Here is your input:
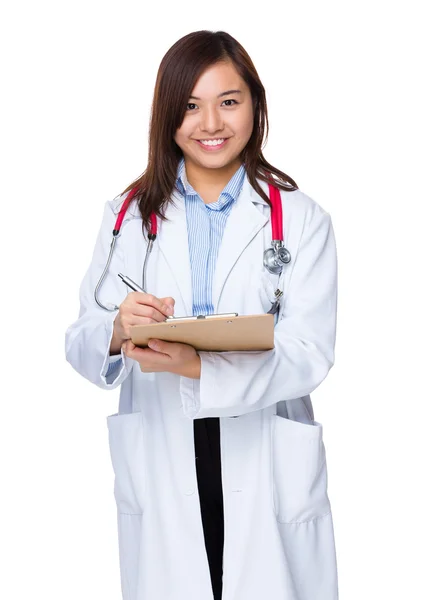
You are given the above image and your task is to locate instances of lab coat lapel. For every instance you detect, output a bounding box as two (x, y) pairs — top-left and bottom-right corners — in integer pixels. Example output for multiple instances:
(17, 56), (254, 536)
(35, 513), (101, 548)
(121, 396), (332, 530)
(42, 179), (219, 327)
(156, 178), (269, 316)
(212, 177), (269, 312)
(156, 190), (193, 316)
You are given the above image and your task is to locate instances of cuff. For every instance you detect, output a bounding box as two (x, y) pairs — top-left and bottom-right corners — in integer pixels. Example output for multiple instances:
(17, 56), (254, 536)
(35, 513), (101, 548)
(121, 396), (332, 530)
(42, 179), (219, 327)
(107, 353), (122, 363)
(99, 313), (128, 387)
(179, 376), (201, 418)
(105, 355), (122, 383)
(179, 352), (216, 419)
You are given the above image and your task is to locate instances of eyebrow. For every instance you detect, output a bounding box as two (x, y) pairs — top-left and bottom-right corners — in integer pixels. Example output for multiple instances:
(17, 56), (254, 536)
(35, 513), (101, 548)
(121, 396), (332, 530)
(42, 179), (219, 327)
(188, 89), (243, 100)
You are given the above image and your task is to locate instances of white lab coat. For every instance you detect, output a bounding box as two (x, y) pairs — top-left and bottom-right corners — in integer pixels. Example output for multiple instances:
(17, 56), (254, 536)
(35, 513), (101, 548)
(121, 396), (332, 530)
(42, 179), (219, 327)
(65, 176), (339, 600)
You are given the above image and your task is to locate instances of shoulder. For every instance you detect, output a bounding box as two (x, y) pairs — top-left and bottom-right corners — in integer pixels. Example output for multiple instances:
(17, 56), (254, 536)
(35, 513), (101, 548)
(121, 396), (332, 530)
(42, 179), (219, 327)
(269, 185), (337, 263)
(279, 186), (330, 220)
(256, 177), (331, 224)
(105, 191), (141, 218)
(277, 186), (333, 244)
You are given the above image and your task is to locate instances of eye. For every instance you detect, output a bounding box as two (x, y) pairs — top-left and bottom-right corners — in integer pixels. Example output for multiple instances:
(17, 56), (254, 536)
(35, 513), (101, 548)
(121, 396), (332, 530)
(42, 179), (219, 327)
(185, 99), (239, 111)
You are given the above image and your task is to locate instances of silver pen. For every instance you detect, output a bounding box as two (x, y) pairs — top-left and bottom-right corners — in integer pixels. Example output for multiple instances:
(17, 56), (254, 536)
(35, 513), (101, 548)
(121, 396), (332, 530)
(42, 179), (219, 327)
(118, 273), (146, 293)
(117, 273), (175, 320)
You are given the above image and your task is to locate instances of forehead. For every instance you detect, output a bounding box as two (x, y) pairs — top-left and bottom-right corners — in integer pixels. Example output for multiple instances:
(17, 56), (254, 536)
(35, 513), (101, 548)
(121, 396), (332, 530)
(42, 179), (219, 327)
(190, 62), (245, 97)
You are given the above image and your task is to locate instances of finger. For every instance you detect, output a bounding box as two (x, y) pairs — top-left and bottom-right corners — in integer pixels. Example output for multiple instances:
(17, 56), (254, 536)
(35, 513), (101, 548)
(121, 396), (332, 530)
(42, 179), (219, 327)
(161, 296), (176, 310)
(130, 292), (174, 318)
(121, 339), (136, 355)
(148, 339), (176, 355)
(123, 341), (172, 368)
(147, 339), (161, 352)
(123, 299), (172, 322)
(132, 292), (173, 313)
(123, 342), (152, 361)
(130, 305), (170, 323)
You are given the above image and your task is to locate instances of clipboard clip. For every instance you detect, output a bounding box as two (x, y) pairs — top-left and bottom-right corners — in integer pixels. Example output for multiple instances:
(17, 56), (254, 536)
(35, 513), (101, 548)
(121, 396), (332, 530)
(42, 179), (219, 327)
(165, 312), (238, 322)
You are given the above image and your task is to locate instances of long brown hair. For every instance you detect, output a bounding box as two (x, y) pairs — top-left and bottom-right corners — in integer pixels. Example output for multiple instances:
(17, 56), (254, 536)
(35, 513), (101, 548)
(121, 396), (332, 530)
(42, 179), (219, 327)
(119, 30), (298, 234)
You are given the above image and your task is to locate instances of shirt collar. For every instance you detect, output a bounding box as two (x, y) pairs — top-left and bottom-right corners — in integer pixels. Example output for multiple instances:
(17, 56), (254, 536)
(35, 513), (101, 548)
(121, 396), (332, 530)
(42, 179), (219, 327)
(175, 156), (246, 210)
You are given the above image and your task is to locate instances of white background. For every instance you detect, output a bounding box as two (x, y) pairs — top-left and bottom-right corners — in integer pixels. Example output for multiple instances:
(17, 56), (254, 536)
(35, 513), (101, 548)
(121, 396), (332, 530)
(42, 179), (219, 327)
(1, 1), (432, 598)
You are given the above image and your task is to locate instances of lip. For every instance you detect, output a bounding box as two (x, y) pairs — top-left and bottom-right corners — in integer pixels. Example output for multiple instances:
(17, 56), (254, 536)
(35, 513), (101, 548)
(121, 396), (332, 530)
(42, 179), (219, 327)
(194, 138), (230, 151)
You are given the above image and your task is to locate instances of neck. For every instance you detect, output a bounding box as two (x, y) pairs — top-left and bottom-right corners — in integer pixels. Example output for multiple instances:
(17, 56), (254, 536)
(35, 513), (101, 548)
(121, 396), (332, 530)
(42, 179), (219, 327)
(184, 157), (242, 193)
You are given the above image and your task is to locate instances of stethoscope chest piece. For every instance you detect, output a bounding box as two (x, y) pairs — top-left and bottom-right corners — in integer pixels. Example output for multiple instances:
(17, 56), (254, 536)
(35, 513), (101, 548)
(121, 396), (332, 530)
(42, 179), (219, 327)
(263, 240), (291, 275)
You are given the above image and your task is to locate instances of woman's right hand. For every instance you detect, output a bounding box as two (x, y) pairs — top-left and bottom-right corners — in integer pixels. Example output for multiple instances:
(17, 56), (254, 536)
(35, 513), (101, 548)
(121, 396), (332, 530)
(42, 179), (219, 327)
(110, 292), (175, 355)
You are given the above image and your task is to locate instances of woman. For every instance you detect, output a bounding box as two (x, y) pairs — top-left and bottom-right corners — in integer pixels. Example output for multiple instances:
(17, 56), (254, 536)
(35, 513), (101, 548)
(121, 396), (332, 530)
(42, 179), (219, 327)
(65, 30), (339, 600)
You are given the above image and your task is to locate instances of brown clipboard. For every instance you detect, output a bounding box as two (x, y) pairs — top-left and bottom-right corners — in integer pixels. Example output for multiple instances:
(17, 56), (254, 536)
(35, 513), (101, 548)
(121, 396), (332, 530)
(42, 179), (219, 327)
(130, 313), (274, 352)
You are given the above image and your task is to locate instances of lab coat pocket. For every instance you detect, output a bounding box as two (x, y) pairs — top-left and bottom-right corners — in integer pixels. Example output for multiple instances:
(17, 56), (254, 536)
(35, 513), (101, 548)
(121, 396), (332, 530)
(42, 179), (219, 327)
(272, 414), (331, 523)
(107, 411), (146, 515)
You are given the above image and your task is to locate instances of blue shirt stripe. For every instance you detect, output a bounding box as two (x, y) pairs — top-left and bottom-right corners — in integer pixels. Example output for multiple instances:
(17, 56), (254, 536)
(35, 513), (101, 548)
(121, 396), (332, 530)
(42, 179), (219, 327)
(176, 156), (246, 316)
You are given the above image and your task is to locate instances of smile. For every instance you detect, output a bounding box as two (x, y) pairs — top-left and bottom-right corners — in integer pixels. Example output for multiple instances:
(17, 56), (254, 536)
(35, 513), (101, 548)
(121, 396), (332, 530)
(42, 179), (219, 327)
(195, 138), (229, 151)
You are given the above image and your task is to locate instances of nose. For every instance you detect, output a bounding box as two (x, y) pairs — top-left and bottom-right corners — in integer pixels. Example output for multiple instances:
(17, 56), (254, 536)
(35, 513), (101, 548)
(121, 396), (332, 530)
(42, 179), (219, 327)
(199, 105), (224, 134)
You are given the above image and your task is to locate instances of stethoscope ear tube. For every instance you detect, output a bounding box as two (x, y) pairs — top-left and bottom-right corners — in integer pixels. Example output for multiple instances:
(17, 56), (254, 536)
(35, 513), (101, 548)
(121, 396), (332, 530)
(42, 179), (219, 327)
(94, 235), (120, 311)
(94, 187), (140, 311)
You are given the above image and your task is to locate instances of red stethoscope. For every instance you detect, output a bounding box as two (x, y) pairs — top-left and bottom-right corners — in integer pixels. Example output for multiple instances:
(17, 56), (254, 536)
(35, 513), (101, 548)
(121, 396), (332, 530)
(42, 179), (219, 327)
(94, 179), (291, 312)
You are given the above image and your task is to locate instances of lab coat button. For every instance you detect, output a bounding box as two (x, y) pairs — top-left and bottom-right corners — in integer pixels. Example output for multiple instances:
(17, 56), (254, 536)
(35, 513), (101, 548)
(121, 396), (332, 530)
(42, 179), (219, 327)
(184, 489), (195, 496)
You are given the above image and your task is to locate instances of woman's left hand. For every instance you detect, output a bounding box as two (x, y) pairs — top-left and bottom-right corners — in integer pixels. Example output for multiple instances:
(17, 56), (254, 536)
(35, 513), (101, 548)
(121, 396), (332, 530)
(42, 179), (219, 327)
(122, 339), (201, 379)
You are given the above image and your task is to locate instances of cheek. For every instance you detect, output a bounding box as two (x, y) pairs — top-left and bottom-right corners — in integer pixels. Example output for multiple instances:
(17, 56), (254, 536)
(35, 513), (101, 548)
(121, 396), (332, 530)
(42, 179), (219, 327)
(174, 124), (190, 148)
(243, 110), (255, 137)
(174, 130), (184, 148)
(231, 122), (254, 147)
(230, 111), (254, 143)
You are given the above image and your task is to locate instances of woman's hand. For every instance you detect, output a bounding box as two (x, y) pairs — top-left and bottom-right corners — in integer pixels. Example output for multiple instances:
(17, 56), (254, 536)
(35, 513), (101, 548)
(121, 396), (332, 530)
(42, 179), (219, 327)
(110, 292), (175, 354)
(122, 339), (201, 379)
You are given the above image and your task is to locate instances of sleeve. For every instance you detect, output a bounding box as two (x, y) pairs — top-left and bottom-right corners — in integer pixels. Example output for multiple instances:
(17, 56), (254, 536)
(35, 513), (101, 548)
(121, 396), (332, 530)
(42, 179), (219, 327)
(65, 200), (134, 389)
(179, 203), (338, 419)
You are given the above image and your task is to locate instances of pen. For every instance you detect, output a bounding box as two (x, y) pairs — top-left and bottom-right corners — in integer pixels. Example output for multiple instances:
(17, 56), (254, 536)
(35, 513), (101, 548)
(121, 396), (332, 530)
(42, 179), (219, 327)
(118, 273), (146, 293)
(118, 273), (175, 319)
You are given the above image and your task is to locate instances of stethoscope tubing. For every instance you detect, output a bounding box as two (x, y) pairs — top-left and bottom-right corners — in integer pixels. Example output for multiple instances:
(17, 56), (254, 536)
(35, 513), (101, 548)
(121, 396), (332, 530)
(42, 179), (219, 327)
(95, 178), (289, 311)
(94, 236), (120, 311)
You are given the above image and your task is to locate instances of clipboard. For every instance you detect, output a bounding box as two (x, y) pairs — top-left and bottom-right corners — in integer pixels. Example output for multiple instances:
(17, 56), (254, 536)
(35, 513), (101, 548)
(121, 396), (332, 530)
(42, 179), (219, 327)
(130, 313), (275, 352)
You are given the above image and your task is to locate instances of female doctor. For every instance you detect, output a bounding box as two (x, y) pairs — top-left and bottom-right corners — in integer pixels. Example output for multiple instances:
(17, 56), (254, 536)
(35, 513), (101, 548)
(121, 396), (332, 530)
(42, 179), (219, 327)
(65, 30), (339, 600)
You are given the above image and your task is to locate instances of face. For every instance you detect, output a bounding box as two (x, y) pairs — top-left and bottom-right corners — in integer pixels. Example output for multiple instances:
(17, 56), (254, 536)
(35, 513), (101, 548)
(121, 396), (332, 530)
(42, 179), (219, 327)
(174, 60), (255, 172)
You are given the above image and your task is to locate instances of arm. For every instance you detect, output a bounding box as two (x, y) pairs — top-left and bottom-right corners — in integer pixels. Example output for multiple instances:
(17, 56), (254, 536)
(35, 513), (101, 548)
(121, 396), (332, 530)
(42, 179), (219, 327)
(65, 200), (134, 389)
(179, 203), (338, 418)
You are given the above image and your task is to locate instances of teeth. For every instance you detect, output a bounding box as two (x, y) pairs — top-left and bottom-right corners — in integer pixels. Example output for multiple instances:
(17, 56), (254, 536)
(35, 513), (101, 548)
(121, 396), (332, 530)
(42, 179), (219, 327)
(200, 138), (226, 146)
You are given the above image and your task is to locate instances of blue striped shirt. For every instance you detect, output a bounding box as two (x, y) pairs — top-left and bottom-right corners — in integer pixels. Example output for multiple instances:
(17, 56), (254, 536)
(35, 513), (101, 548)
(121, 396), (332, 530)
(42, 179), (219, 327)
(105, 156), (246, 381)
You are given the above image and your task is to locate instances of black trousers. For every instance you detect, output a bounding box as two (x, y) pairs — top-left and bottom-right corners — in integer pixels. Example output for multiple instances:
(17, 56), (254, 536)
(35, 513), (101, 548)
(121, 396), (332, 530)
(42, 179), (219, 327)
(194, 417), (224, 600)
